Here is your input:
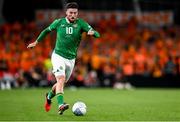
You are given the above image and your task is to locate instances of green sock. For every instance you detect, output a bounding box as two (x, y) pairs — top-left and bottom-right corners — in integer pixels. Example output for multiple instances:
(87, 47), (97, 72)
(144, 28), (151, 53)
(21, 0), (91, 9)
(47, 90), (55, 100)
(56, 93), (64, 106)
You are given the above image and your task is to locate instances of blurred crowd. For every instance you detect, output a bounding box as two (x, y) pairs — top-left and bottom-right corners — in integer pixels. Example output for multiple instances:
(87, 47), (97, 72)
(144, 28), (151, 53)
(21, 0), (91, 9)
(0, 15), (180, 89)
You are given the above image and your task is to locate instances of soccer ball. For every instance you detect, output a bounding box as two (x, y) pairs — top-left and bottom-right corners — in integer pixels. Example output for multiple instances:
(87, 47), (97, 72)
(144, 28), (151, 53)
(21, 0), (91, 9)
(72, 101), (87, 116)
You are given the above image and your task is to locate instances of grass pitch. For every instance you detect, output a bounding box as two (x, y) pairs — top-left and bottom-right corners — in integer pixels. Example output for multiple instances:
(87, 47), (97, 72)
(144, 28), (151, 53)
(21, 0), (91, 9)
(0, 88), (180, 121)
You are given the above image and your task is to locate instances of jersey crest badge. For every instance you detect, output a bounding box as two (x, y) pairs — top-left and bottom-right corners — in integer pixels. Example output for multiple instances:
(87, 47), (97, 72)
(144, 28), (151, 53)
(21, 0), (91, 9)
(73, 24), (77, 28)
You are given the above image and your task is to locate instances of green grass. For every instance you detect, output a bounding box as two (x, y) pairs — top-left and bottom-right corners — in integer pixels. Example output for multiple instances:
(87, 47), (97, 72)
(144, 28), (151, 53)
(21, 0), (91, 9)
(0, 88), (180, 121)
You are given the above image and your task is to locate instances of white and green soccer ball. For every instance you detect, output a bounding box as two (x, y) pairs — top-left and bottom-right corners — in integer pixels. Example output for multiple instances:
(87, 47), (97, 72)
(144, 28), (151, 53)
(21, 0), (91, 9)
(72, 101), (87, 116)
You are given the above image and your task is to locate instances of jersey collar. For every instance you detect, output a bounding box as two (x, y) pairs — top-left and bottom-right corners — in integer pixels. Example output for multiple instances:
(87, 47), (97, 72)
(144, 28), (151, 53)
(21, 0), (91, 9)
(65, 17), (70, 23)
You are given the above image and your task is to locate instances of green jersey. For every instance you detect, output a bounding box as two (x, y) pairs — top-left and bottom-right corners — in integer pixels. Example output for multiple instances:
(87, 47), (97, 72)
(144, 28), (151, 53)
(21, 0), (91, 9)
(36, 17), (100, 59)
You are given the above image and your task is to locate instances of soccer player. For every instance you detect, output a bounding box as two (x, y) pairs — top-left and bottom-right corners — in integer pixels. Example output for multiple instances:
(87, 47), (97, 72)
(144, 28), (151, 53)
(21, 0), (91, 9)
(27, 2), (100, 115)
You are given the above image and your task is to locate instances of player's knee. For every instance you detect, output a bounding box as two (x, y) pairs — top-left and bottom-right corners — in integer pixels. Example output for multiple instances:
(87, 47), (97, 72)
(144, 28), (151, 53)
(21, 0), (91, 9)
(56, 75), (65, 83)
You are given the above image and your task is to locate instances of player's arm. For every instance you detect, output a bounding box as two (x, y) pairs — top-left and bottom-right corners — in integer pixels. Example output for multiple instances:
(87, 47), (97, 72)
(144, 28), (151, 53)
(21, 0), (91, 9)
(27, 28), (51, 48)
(80, 19), (100, 38)
(87, 29), (100, 38)
(27, 19), (59, 48)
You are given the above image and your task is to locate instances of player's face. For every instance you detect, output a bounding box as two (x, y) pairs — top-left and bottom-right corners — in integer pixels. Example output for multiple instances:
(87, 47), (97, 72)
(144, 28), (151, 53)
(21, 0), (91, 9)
(66, 8), (78, 22)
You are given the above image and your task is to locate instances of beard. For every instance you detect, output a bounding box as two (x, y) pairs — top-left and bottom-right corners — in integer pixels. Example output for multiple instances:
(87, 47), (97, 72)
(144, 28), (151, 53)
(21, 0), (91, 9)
(69, 16), (76, 22)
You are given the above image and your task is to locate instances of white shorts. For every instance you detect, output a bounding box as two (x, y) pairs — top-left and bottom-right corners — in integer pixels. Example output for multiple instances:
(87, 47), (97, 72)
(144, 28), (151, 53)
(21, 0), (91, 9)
(51, 52), (75, 82)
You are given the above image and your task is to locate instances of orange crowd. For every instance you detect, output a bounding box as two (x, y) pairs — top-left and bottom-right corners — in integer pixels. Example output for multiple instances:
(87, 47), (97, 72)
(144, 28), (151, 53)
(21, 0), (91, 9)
(0, 16), (180, 88)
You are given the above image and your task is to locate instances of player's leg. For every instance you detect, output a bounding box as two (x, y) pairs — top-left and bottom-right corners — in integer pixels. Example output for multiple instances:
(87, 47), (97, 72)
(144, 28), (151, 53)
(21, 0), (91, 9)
(45, 83), (56, 112)
(56, 58), (75, 114)
(56, 75), (65, 106)
(55, 75), (69, 115)
(56, 58), (75, 115)
(47, 83), (56, 99)
(51, 52), (70, 115)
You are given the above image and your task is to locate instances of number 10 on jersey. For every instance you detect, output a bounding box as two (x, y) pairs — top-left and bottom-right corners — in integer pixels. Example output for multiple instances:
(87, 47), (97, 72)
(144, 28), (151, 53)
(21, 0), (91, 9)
(66, 27), (73, 34)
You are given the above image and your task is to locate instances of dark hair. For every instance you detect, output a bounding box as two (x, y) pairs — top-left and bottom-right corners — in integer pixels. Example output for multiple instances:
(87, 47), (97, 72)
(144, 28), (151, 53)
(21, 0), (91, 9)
(65, 2), (79, 9)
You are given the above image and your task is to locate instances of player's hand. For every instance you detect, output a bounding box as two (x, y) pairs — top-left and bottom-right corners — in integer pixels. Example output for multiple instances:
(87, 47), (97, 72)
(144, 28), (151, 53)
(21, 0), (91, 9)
(87, 29), (95, 36)
(27, 41), (38, 49)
